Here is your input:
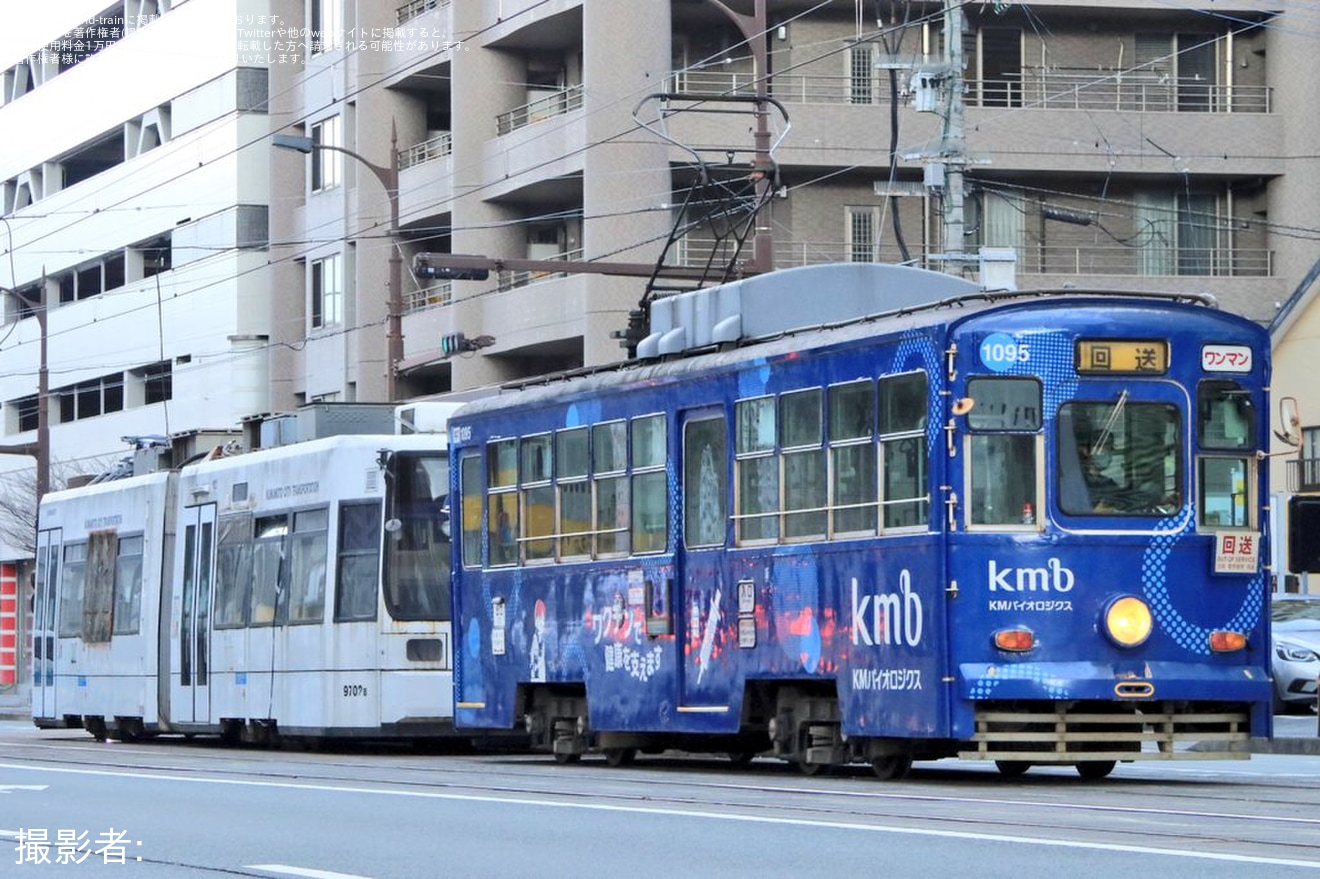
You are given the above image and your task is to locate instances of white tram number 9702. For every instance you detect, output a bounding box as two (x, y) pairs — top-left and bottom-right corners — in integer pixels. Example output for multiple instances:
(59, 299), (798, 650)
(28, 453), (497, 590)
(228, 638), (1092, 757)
(343, 684), (369, 697)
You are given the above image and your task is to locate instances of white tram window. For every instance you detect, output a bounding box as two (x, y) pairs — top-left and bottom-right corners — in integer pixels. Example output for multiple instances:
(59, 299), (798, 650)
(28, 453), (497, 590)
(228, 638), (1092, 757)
(1199, 456), (1253, 529)
(969, 435), (1038, 526)
(288, 508), (329, 624)
(558, 428), (591, 559)
(631, 416), (668, 553)
(592, 422), (629, 557)
(632, 414), (666, 469)
(250, 515), (289, 626)
(111, 535), (144, 636)
(57, 542), (87, 637)
(383, 454), (451, 620)
(488, 491), (519, 567)
(781, 390), (826, 540)
(335, 501), (381, 621)
(683, 415), (728, 548)
(735, 397), (779, 544)
(214, 515), (253, 628)
(459, 454), (483, 568)
(1198, 380), (1255, 451)
(880, 372), (929, 529)
(966, 377), (1040, 528)
(488, 440), (517, 488)
(520, 434), (555, 562)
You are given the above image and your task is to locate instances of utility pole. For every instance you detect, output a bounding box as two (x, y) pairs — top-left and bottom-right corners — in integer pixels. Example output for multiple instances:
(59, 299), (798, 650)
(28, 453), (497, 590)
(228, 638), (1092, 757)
(941, 0), (968, 273)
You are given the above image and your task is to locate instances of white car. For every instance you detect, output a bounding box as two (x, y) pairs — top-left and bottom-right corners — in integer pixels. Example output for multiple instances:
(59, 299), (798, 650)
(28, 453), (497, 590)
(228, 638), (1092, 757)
(1271, 598), (1320, 713)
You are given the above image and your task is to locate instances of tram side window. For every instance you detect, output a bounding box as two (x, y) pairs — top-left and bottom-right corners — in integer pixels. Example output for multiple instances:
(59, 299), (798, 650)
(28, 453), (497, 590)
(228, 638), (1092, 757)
(1198, 380), (1254, 450)
(684, 415), (728, 547)
(782, 390), (826, 539)
(829, 380), (877, 535)
(632, 414), (668, 553)
(214, 514), (253, 628)
(459, 454), (483, 568)
(250, 515), (289, 625)
(57, 542), (87, 637)
(593, 421), (629, 557)
(736, 396), (778, 544)
(558, 428), (592, 558)
(880, 372), (929, 528)
(521, 434), (555, 562)
(487, 439), (518, 566)
(111, 535), (144, 636)
(81, 530), (117, 643)
(287, 508), (328, 624)
(966, 377), (1040, 526)
(335, 501), (381, 621)
(1197, 380), (1255, 529)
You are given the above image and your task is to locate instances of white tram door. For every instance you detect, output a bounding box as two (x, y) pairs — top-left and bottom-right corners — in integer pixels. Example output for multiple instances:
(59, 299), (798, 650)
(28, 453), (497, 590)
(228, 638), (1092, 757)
(32, 528), (61, 722)
(171, 503), (217, 725)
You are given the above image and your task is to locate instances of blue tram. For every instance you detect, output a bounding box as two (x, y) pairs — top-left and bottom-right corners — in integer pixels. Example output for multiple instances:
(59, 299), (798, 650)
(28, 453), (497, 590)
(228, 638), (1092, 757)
(448, 263), (1275, 778)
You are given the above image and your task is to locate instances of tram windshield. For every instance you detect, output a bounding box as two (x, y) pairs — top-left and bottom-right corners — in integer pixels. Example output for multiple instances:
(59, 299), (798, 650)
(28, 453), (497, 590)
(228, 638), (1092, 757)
(383, 453), (451, 621)
(1057, 398), (1181, 516)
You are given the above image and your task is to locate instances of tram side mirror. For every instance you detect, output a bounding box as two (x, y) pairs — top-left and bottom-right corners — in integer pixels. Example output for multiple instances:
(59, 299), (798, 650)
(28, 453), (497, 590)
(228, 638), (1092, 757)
(951, 397), (976, 416)
(1276, 396), (1301, 447)
(385, 518), (404, 539)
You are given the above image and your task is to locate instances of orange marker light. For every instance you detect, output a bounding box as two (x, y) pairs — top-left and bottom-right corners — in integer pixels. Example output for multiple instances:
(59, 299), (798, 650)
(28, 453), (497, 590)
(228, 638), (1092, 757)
(994, 628), (1035, 652)
(1104, 596), (1153, 648)
(1209, 630), (1247, 653)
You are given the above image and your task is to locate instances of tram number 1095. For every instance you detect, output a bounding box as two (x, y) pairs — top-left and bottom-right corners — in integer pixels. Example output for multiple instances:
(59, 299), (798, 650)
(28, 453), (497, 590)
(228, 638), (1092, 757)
(342, 684), (369, 697)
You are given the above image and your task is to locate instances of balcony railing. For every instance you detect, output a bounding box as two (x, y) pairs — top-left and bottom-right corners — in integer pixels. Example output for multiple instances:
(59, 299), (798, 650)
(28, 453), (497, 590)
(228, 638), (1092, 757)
(396, 0), (450, 26)
(399, 131), (452, 170)
(1287, 458), (1320, 493)
(676, 238), (1273, 278)
(496, 248), (584, 290)
(405, 281), (452, 313)
(496, 85), (584, 136)
(664, 69), (1270, 114)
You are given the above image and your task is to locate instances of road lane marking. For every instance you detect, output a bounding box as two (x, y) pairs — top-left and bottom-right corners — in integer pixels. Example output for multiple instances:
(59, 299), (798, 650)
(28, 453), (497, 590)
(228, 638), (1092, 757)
(2, 762), (1318, 870)
(248, 866), (374, 879)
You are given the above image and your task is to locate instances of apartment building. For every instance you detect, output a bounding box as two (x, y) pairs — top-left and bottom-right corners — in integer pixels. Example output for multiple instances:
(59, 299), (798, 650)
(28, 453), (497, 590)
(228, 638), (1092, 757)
(0, 0), (274, 468)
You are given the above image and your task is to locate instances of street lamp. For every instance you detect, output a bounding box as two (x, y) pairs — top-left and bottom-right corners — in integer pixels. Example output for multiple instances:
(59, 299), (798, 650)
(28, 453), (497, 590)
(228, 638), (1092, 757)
(273, 126), (404, 401)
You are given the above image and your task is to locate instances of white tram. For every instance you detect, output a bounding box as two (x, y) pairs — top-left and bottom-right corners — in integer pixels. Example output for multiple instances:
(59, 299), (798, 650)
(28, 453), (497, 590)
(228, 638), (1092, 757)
(32, 405), (461, 743)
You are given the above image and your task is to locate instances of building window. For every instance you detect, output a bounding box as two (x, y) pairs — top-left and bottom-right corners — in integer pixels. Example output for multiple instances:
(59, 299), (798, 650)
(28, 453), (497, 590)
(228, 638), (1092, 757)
(58, 374), (125, 423)
(310, 116), (341, 191)
(848, 44), (876, 104)
(311, 253), (343, 329)
(846, 206), (877, 262)
(141, 361), (172, 404)
(309, 0), (342, 55)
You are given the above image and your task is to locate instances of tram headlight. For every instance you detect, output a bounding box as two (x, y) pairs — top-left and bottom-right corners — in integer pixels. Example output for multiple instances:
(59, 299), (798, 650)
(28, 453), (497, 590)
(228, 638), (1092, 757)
(1103, 596), (1153, 648)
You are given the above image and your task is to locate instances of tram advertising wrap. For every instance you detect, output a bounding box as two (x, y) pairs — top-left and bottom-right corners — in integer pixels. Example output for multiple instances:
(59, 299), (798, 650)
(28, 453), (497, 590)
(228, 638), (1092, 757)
(448, 263), (1275, 780)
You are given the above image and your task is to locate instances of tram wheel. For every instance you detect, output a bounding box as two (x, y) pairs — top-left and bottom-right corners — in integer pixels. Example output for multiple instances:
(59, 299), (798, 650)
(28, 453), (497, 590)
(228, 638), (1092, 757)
(797, 760), (826, 776)
(83, 718), (108, 742)
(603, 748), (636, 768)
(553, 751), (582, 765)
(114, 719), (144, 744)
(870, 754), (913, 781)
(995, 760), (1031, 778)
(1075, 760), (1116, 780)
